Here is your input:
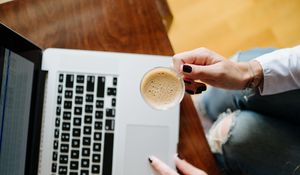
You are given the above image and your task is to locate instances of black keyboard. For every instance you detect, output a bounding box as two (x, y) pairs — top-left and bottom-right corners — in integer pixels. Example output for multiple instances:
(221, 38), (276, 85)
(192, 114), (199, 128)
(52, 73), (117, 175)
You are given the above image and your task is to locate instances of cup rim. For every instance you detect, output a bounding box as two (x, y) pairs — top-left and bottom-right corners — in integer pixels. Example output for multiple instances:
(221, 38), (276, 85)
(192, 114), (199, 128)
(140, 66), (185, 110)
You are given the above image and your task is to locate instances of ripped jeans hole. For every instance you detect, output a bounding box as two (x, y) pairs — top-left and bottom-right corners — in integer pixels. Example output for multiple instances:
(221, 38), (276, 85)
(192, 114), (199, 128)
(207, 109), (240, 154)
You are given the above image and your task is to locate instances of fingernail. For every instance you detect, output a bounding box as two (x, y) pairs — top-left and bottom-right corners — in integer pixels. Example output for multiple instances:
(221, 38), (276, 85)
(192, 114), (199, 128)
(185, 89), (194, 94)
(183, 65), (192, 73)
(184, 80), (192, 84)
(177, 153), (183, 160)
(200, 84), (207, 91)
(195, 86), (205, 94)
(176, 167), (184, 175)
(148, 157), (153, 163)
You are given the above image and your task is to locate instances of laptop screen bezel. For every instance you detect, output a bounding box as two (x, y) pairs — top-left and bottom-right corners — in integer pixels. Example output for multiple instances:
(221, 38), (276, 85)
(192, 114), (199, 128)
(0, 23), (44, 175)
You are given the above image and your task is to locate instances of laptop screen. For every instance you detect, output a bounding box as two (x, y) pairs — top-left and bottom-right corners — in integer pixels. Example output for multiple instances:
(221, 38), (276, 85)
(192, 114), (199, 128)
(0, 47), (34, 174)
(0, 23), (43, 175)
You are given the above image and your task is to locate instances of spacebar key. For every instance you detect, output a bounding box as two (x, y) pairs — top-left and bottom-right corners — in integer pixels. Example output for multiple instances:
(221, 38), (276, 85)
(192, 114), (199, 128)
(103, 133), (114, 175)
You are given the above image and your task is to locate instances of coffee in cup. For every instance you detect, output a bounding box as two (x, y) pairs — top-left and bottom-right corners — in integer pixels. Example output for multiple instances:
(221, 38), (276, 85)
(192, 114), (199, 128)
(140, 67), (184, 110)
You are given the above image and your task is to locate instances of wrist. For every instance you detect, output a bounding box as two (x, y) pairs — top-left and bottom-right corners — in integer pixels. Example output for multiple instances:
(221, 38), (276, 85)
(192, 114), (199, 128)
(245, 60), (263, 89)
(237, 61), (263, 89)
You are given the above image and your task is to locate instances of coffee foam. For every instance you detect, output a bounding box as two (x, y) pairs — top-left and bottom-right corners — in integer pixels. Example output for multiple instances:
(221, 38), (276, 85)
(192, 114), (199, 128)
(141, 68), (183, 109)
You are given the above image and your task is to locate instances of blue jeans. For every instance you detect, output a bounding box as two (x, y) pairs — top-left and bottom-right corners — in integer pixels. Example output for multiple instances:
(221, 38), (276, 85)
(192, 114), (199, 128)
(198, 48), (300, 175)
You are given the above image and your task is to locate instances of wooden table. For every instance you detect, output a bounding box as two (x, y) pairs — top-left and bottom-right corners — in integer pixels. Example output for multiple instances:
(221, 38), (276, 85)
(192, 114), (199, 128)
(0, 1), (220, 175)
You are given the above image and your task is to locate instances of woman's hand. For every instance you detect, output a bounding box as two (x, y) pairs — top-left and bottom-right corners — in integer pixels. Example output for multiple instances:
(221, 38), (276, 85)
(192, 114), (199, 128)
(173, 48), (263, 93)
(149, 155), (208, 175)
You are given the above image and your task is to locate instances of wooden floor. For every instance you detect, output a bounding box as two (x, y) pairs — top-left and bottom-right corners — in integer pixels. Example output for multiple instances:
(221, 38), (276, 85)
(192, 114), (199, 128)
(167, 0), (300, 57)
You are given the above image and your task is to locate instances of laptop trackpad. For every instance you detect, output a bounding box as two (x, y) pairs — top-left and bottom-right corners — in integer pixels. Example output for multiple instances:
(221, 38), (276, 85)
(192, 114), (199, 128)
(124, 125), (170, 175)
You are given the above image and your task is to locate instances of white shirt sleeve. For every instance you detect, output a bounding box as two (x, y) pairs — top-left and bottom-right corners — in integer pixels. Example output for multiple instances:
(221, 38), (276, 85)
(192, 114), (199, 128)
(254, 45), (300, 95)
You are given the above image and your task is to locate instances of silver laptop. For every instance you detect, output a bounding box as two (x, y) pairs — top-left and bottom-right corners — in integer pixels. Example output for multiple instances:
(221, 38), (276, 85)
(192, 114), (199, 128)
(0, 23), (179, 175)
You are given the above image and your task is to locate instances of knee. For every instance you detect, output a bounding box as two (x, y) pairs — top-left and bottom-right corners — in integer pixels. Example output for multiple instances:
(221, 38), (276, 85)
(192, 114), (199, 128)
(207, 110), (262, 154)
(207, 110), (238, 154)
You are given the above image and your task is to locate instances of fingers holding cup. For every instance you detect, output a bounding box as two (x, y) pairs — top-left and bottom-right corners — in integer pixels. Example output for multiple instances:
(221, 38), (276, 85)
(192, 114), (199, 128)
(184, 79), (207, 95)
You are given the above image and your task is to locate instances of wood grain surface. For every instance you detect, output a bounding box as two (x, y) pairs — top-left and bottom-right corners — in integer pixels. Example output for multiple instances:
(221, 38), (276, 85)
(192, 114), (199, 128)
(0, 0), (220, 175)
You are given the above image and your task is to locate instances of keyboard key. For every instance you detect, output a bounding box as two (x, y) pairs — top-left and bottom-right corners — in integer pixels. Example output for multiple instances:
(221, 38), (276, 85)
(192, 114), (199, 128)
(53, 151), (58, 161)
(73, 128), (81, 137)
(70, 172), (78, 175)
(59, 74), (64, 82)
(93, 143), (101, 152)
(58, 165), (68, 175)
(94, 132), (102, 141)
(57, 96), (62, 104)
(95, 121), (103, 130)
(60, 144), (69, 153)
(64, 101), (72, 109)
(85, 94), (94, 102)
(107, 87), (116, 96)
(62, 122), (71, 131)
(105, 119), (114, 131)
(80, 170), (89, 175)
(63, 112), (71, 120)
(76, 86), (84, 94)
(55, 118), (60, 127)
(59, 155), (68, 164)
(95, 111), (103, 119)
(92, 154), (101, 163)
(70, 161), (79, 170)
(66, 74), (74, 88)
(65, 90), (73, 99)
(51, 163), (57, 173)
(85, 105), (93, 113)
(83, 137), (91, 146)
(73, 117), (81, 126)
(53, 140), (58, 150)
(58, 85), (63, 93)
(82, 148), (90, 157)
(113, 77), (118, 86)
(97, 77), (105, 98)
(84, 115), (92, 124)
(96, 100), (104, 108)
(83, 126), (91, 135)
(56, 107), (61, 116)
(87, 76), (95, 92)
(92, 164), (100, 173)
(106, 108), (115, 117)
(112, 98), (116, 107)
(71, 150), (79, 159)
(75, 96), (83, 104)
(77, 75), (84, 83)
(74, 107), (82, 115)
(81, 159), (89, 168)
(61, 133), (70, 142)
(103, 133), (114, 175)
(72, 139), (80, 148)
(54, 129), (59, 138)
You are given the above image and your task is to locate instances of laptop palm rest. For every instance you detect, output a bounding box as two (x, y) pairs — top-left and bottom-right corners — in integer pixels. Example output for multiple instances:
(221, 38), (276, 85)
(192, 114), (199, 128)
(124, 125), (170, 175)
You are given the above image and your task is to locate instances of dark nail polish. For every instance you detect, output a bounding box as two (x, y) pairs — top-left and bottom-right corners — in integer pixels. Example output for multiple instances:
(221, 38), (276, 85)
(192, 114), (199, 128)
(177, 153), (183, 160)
(185, 89), (194, 94)
(176, 167), (184, 175)
(195, 85), (206, 94)
(195, 88), (202, 94)
(202, 85), (207, 91)
(183, 65), (192, 73)
(200, 84), (207, 91)
(184, 80), (192, 84)
(148, 157), (152, 163)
